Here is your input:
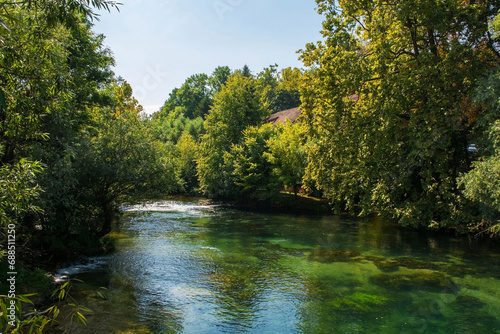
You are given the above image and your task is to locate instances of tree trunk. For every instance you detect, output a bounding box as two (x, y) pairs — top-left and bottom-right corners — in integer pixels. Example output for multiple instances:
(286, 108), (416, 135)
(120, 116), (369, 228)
(98, 202), (115, 238)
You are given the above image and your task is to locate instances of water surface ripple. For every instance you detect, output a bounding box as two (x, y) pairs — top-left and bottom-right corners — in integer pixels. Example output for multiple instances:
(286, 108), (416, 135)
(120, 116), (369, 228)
(55, 199), (500, 334)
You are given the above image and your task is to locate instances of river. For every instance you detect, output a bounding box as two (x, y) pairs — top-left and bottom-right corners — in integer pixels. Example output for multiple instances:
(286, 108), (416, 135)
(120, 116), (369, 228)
(50, 198), (500, 334)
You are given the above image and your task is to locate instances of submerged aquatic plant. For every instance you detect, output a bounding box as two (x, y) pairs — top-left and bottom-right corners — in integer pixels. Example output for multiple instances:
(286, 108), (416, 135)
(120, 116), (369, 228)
(370, 272), (460, 293)
(328, 292), (389, 312)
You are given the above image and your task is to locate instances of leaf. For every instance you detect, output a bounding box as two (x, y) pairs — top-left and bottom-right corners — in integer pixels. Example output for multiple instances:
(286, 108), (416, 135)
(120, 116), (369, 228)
(17, 294), (35, 304)
(76, 312), (87, 325)
(79, 306), (92, 312)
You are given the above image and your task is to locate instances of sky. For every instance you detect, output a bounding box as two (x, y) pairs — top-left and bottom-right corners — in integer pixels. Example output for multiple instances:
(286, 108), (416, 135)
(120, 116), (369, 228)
(92, 0), (325, 114)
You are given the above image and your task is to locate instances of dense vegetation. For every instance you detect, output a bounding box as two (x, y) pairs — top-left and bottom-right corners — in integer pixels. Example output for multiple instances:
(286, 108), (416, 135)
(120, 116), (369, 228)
(158, 0), (500, 237)
(300, 0), (500, 235)
(2, 0), (500, 331)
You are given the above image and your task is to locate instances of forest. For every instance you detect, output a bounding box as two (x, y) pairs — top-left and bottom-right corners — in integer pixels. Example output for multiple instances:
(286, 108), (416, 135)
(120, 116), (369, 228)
(1, 0), (500, 332)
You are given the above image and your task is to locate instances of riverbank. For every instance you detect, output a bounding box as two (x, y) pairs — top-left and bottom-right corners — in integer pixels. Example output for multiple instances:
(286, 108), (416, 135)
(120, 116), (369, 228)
(228, 191), (332, 214)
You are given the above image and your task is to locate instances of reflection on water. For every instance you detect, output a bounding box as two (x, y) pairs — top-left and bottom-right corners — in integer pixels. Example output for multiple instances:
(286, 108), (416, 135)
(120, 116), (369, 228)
(51, 198), (500, 334)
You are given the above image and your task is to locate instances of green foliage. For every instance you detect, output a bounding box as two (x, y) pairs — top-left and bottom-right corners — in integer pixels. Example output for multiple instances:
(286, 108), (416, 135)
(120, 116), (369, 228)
(227, 124), (279, 200)
(72, 92), (179, 238)
(153, 107), (204, 143)
(0, 160), (42, 228)
(156, 66), (232, 122)
(198, 73), (269, 198)
(300, 0), (499, 230)
(161, 74), (212, 119)
(0, 293), (56, 334)
(208, 66), (231, 94)
(265, 121), (308, 195)
(459, 67), (500, 235)
(175, 133), (199, 193)
(0, 2), (178, 253)
(256, 65), (303, 113)
(0, 277), (91, 333)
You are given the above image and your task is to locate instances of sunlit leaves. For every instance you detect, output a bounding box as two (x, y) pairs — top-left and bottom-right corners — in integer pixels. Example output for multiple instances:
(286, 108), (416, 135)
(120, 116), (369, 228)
(0, 160), (42, 227)
(198, 73), (268, 198)
(301, 0), (500, 229)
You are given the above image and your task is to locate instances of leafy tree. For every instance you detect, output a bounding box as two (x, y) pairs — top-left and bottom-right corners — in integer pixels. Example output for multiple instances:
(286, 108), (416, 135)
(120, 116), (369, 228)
(228, 124), (279, 200)
(0, 3), (117, 250)
(277, 67), (303, 91)
(241, 64), (252, 78)
(300, 0), (499, 230)
(72, 82), (179, 239)
(0, 1), (119, 36)
(208, 66), (232, 94)
(265, 88), (302, 114)
(265, 120), (308, 196)
(0, 7), (72, 165)
(271, 67), (303, 113)
(458, 12), (500, 236)
(198, 73), (268, 198)
(0, 160), (42, 228)
(153, 107), (205, 143)
(256, 65), (302, 113)
(159, 73), (211, 119)
(175, 133), (199, 193)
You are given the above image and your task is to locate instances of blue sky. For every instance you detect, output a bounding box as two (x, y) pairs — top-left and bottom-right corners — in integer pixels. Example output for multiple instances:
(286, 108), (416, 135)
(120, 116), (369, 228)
(93, 0), (325, 114)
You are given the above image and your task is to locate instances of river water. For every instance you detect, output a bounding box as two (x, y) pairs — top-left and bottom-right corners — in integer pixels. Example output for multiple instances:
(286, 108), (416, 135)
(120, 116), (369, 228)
(51, 198), (500, 334)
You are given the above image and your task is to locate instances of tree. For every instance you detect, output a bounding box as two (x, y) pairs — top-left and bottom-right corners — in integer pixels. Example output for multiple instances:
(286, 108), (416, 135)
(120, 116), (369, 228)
(300, 0), (499, 230)
(73, 82), (179, 238)
(265, 120), (308, 196)
(241, 64), (252, 78)
(159, 73), (212, 119)
(152, 107), (204, 143)
(228, 124), (279, 200)
(175, 133), (199, 193)
(197, 73), (268, 198)
(0, 160), (42, 228)
(0, 3), (118, 249)
(209, 66), (232, 94)
(257, 65), (302, 113)
(458, 11), (500, 236)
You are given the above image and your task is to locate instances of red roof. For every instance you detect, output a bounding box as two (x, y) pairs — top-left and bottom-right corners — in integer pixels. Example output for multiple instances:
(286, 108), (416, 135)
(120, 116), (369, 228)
(267, 107), (302, 125)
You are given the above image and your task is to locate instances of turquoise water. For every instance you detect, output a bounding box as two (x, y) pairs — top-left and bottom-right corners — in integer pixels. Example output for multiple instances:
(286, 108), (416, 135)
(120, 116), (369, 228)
(53, 199), (500, 334)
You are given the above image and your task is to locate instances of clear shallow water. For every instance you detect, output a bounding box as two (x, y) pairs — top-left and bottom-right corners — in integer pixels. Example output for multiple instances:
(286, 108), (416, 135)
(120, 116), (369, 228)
(54, 199), (500, 334)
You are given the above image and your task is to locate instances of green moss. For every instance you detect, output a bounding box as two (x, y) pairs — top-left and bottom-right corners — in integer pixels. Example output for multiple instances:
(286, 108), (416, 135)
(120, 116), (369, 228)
(443, 265), (478, 278)
(370, 271), (460, 292)
(306, 249), (361, 263)
(363, 256), (442, 272)
(449, 311), (500, 334)
(453, 294), (486, 309)
(396, 257), (440, 270)
(328, 292), (389, 312)
(372, 259), (401, 272)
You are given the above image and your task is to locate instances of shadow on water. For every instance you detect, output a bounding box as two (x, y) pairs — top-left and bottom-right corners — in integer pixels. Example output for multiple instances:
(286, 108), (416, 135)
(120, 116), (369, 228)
(49, 198), (500, 334)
